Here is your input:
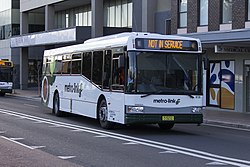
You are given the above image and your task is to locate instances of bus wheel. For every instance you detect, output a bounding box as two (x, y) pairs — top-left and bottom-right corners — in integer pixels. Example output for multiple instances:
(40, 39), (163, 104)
(98, 99), (114, 129)
(53, 93), (63, 117)
(0, 92), (5, 96)
(158, 123), (174, 130)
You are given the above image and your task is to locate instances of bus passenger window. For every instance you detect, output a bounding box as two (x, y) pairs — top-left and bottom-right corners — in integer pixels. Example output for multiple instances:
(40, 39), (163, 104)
(54, 55), (62, 74)
(61, 55), (71, 74)
(72, 53), (82, 74)
(82, 52), (92, 80)
(92, 51), (103, 86)
(103, 50), (111, 89)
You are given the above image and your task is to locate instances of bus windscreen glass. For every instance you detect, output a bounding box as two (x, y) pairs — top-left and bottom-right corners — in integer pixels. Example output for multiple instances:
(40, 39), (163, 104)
(126, 51), (202, 94)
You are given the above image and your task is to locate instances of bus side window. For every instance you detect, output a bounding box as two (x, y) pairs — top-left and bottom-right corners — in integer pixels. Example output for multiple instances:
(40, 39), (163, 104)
(92, 51), (103, 86)
(82, 52), (92, 80)
(61, 54), (71, 74)
(54, 55), (62, 74)
(72, 53), (82, 74)
(103, 50), (111, 89)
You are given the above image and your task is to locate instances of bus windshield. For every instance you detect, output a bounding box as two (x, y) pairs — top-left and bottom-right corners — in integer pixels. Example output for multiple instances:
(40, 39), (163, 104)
(126, 51), (202, 94)
(0, 68), (13, 82)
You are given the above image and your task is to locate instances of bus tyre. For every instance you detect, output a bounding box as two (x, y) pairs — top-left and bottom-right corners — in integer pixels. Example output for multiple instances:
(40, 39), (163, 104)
(98, 99), (114, 129)
(0, 92), (5, 96)
(53, 93), (63, 117)
(158, 123), (174, 130)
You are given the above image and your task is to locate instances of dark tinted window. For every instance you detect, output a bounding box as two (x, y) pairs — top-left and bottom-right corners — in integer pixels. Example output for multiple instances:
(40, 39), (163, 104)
(92, 51), (103, 86)
(103, 50), (111, 89)
(82, 52), (92, 80)
(72, 53), (82, 74)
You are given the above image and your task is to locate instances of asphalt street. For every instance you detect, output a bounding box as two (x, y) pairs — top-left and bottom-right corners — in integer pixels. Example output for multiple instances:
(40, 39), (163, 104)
(0, 95), (250, 167)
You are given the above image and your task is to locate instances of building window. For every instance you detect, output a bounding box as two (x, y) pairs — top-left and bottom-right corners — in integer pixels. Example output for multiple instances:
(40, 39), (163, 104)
(199, 0), (208, 26)
(104, 0), (132, 28)
(178, 0), (187, 28)
(55, 5), (92, 29)
(222, 0), (232, 24)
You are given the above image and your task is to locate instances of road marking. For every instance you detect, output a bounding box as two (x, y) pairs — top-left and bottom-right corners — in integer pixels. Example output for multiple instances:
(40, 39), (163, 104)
(123, 142), (139, 145)
(1, 136), (34, 150)
(159, 151), (178, 154)
(10, 138), (24, 141)
(23, 104), (39, 108)
(58, 156), (76, 160)
(33, 120), (45, 124)
(94, 135), (108, 138)
(1, 108), (250, 167)
(0, 131), (6, 134)
(206, 161), (228, 166)
(71, 129), (84, 132)
(30, 146), (46, 149)
(204, 123), (250, 132)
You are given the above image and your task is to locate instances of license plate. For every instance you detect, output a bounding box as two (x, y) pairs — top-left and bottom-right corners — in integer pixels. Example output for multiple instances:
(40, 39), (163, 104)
(162, 116), (174, 121)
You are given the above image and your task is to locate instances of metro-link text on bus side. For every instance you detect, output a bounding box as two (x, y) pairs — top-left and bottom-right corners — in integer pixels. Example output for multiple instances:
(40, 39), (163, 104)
(148, 40), (183, 50)
(64, 83), (83, 97)
(153, 98), (181, 105)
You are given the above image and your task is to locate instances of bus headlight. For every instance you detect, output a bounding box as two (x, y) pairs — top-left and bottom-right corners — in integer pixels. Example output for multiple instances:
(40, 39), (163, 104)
(192, 107), (202, 113)
(127, 106), (144, 113)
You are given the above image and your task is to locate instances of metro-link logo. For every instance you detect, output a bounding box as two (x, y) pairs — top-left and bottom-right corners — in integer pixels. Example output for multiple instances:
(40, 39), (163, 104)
(153, 98), (181, 105)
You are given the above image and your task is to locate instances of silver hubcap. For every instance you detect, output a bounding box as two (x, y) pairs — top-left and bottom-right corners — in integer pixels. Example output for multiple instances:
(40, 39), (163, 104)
(99, 106), (107, 121)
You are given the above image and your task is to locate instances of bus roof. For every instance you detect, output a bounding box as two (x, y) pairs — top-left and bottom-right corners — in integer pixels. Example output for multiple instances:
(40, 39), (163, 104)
(44, 32), (201, 56)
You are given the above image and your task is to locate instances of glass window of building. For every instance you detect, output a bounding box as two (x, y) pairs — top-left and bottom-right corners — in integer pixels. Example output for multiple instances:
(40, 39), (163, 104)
(55, 5), (92, 29)
(178, 0), (187, 28)
(104, 0), (132, 28)
(222, 0), (232, 24)
(199, 0), (208, 26)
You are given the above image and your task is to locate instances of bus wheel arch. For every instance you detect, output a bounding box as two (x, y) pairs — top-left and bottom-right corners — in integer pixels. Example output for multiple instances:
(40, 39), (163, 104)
(53, 90), (63, 117)
(97, 95), (114, 129)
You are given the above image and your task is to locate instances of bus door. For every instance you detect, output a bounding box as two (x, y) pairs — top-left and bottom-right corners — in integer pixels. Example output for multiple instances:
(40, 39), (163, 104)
(108, 48), (125, 123)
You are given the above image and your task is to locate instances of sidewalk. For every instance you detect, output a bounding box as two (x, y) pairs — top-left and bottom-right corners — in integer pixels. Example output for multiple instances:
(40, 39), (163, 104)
(9, 88), (250, 130)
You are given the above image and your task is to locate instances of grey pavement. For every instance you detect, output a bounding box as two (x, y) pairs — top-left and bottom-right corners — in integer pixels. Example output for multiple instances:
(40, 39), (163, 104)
(7, 88), (250, 130)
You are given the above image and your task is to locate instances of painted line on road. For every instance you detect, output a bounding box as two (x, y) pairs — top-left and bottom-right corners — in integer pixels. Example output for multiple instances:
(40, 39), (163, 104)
(206, 161), (228, 166)
(159, 151), (178, 154)
(58, 156), (76, 160)
(122, 142), (139, 145)
(94, 135), (108, 138)
(1, 136), (34, 150)
(1, 136), (46, 150)
(204, 123), (250, 132)
(1, 108), (250, 167)
(10, 138), (24, 141)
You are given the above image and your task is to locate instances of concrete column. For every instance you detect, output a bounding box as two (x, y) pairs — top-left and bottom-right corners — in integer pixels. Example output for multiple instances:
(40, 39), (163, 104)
(132, 0), (142, 32)
(91, 0), (103, 38)
(20, 12), (28, 34)
(20, 47), (28, 89)
(141, 0), (157, 32)
(20, 12), (29, 89)
(45, 5), (55, 31)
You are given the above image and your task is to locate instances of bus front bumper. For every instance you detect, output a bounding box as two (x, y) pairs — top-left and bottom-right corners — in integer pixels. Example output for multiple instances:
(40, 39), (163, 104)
(0, 89), (12, 93)
(125, 113), (203, 125)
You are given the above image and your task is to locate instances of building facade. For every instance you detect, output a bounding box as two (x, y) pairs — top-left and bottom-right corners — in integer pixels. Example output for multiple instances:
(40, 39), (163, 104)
(4, 0), (250, 113)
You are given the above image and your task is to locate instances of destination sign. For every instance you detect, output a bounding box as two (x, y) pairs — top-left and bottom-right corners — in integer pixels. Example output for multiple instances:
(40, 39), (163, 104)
(135, 38), (198, 51)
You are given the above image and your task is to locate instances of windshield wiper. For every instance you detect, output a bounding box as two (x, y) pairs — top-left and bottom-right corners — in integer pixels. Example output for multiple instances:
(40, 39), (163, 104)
(141, 90), (163, 98)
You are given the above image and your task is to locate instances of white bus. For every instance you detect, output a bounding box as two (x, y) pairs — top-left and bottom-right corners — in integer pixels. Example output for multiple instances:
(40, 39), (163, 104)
(41, 32), (205, 130)
(0, 60), (14, 96)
